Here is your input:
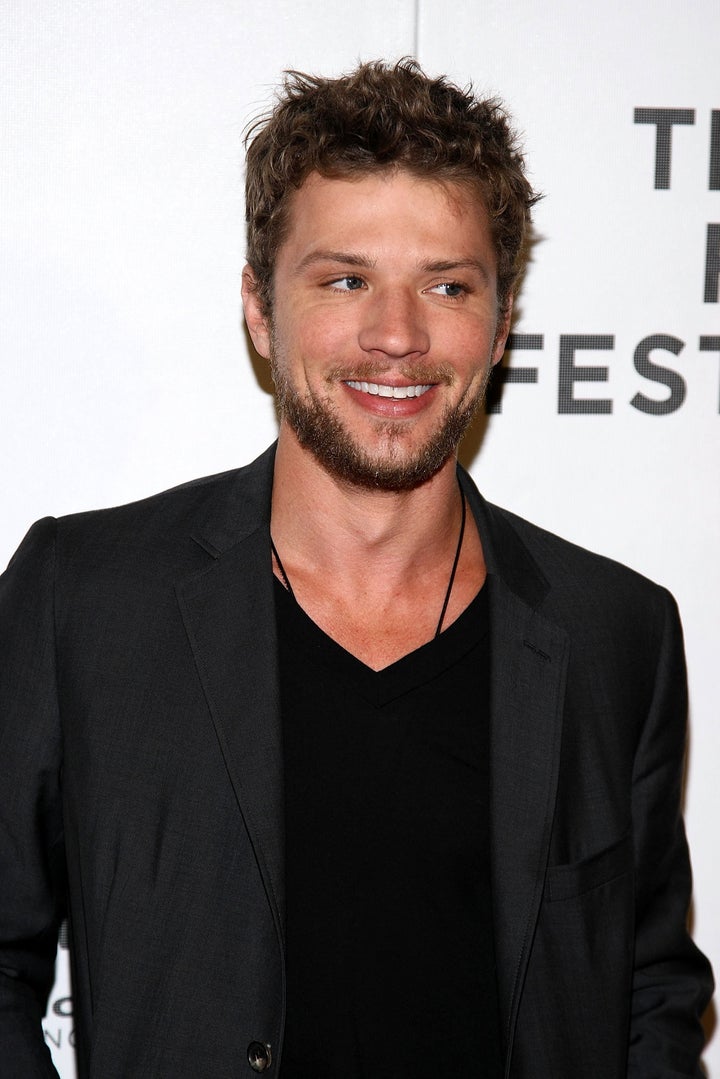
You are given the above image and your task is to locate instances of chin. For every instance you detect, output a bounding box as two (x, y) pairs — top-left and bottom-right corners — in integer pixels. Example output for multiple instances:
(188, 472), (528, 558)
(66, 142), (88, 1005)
(289, 406), (471, 492)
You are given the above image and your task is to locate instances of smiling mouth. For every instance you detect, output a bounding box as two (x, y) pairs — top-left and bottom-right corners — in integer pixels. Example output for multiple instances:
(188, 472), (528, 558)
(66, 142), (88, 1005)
(344, 381), (433, 399)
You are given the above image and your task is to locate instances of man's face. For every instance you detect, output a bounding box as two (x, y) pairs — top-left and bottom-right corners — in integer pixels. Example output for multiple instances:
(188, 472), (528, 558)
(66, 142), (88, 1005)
(243, 169), (510, 490)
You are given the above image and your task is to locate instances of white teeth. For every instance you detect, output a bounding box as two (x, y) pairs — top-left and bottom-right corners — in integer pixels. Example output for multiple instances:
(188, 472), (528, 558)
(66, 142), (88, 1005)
(346, 381), (432, 399)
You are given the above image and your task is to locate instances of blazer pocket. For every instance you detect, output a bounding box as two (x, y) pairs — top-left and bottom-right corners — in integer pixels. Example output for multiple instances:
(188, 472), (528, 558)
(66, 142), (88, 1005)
(544, 833), (632, 903)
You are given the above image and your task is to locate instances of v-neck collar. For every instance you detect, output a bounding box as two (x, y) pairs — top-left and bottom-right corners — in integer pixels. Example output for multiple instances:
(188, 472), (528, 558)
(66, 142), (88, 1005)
(273, 575), (488, 708)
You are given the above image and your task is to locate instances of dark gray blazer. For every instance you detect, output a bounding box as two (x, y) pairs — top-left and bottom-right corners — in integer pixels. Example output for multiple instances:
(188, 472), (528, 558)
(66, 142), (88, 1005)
(0, 444), (712, 1078)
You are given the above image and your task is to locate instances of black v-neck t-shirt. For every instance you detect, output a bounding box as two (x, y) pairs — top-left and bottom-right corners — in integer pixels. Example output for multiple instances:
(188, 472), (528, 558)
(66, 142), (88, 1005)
(276, 579), (502, 1078)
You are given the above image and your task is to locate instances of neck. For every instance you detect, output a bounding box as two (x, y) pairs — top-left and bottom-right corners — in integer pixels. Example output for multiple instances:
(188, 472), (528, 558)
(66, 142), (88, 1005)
(271, 425), (463, 579)
(269, 425), (486, 669)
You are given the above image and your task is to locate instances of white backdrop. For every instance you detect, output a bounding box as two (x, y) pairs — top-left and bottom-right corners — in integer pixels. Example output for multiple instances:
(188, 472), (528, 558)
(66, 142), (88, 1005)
(1, 1), (717, 1074)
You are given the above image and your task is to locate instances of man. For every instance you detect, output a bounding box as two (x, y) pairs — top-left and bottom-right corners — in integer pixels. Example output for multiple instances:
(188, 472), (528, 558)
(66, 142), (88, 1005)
(0, 60), (712, 1078)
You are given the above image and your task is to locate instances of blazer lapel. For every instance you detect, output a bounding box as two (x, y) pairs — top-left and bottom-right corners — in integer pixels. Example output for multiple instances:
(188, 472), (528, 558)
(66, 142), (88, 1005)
(461, 472), (569, 1071)
(175, 448), (285, 938)
(487, 575), (568, 1070)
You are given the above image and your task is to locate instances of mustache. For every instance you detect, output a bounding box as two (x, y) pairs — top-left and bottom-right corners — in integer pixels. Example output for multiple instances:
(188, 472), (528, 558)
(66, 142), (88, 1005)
(326, 362), (455, 386)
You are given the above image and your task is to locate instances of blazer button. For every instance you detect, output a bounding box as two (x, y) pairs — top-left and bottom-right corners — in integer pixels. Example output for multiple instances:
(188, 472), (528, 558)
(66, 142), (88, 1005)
(247, 1041), (272, 1072)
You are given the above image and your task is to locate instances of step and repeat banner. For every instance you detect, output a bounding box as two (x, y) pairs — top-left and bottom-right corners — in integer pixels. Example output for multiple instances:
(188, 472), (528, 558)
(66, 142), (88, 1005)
(1, 1), (717, 1074)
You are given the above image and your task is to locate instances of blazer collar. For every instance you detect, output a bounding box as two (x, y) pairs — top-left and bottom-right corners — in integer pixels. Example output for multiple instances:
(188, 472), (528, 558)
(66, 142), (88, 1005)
(186, 442), (277, 557)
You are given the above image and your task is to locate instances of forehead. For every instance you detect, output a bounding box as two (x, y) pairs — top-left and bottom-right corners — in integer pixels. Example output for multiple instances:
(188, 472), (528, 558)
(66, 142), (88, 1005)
(277, 168), (494, 266)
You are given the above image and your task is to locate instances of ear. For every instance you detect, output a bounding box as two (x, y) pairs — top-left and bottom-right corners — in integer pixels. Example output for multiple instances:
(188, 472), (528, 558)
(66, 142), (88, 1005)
(241, 265), (272, 358)
(491, 294), (514, 367)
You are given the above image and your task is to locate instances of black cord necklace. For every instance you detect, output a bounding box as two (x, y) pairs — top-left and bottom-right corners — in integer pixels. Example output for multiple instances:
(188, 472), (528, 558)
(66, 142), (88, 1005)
(271, 484), (467, 640)
(270, 536), (295, 598)
(434, 485), (466, 637)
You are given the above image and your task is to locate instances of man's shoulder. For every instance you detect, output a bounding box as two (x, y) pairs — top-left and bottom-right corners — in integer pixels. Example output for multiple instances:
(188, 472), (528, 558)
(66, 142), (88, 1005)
(55, 444), (276, 551)
(481, 496), (675, 628)
(489, 499), (646, 578)
(2, 446), (277, 591)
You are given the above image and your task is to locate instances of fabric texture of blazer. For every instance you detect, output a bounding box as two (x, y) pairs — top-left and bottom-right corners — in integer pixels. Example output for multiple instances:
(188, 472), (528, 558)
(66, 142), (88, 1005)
(0, 443), (713, 1078)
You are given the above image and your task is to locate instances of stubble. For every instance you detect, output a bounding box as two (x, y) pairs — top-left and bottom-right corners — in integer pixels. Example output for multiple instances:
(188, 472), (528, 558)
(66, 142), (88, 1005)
(269, 348), (492, 492)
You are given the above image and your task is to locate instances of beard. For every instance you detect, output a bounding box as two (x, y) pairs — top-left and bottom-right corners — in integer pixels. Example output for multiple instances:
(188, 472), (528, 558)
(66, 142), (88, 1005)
(270, 350), (491, 492)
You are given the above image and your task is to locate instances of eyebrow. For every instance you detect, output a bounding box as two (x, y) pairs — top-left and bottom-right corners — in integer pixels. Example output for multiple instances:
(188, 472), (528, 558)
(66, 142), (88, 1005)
(422, 259), (491, 282)
(295, 251), (491, 281)
(295, 250), (376, 274)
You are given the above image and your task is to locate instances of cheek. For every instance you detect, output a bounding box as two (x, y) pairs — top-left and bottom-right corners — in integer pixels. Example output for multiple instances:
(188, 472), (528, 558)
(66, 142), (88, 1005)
(446, 325), (498, 370)
(295, 311), (359, 364)
(430, 305), (498, 347)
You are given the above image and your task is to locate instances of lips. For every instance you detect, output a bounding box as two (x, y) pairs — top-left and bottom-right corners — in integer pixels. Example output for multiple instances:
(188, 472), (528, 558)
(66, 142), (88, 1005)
(344, 381), (432, 399)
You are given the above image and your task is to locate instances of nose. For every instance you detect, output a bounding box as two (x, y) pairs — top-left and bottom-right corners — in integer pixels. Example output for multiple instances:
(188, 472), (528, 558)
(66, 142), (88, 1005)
(357, 287), (430, 359)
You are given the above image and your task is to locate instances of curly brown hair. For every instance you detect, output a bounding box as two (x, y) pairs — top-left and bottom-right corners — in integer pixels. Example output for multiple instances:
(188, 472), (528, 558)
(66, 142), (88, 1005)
(244, 58), (539, 317)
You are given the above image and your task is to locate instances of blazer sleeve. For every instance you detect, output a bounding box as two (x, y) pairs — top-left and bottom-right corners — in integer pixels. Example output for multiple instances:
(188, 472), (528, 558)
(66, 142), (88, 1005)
(0, 519), (64, 1077)
(628, 588), (713, 1077)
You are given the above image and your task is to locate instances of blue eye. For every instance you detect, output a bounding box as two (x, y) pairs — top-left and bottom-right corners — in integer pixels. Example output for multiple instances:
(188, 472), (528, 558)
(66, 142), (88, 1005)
(430, 282), (465, 298)
(332, 275), (365, 291)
